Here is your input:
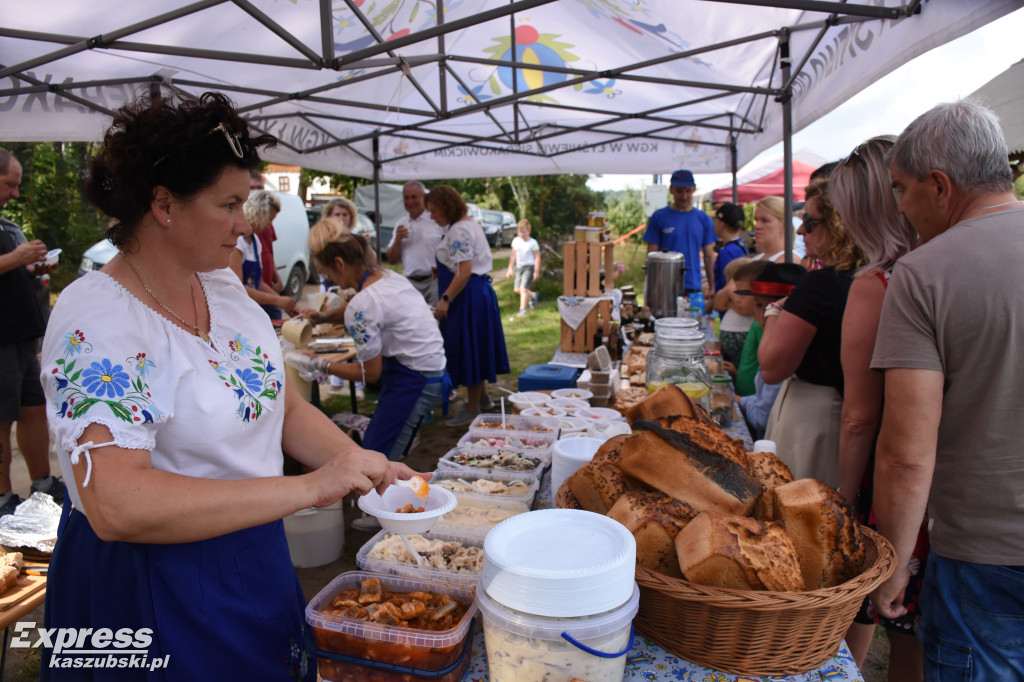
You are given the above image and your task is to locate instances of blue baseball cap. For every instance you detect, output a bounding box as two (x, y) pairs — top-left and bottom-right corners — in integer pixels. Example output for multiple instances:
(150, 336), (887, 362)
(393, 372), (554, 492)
(670, 169), (696, 187)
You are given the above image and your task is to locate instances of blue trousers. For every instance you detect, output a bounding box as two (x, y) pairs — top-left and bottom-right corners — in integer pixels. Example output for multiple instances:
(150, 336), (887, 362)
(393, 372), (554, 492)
(919, 550), (1024, 681)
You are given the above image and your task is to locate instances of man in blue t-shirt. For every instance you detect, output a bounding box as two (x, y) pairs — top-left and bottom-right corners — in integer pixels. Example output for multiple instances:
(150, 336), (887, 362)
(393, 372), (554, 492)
(643, 169), (717, 294)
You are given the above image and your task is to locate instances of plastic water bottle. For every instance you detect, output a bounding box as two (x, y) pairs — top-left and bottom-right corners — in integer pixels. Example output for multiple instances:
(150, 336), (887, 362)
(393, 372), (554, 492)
(689, 291), (705, 313)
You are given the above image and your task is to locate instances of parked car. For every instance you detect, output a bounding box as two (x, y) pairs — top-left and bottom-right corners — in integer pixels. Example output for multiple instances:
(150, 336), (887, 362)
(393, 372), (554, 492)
(499, 211), (518, 246)
(479, 209), (504, 247)
(79, 191), (312, 299)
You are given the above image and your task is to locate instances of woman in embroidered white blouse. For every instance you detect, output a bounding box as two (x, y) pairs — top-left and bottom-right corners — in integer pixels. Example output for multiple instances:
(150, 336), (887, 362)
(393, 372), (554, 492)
(38, 92), (421, 680)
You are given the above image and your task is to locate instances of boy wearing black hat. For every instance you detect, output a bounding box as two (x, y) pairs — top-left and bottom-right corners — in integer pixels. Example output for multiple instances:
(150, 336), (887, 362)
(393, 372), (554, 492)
(712, 202), (749, 292)
(735, 261), (806, 440)
(643, 169), (717, 296)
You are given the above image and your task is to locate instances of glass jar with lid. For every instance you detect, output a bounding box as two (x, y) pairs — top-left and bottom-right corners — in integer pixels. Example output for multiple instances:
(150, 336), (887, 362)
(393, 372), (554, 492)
(709, 373), (734, 426)
(645, 328), (712, 413)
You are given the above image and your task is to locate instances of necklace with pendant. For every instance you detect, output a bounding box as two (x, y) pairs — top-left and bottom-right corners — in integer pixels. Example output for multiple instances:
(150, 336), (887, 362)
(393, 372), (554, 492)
(124, 256), (210, 343)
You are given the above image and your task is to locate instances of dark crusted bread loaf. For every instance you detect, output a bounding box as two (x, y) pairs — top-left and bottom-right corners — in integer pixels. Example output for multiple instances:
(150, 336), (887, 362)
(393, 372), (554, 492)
(771, 478), (866, 590)
(674, 510), (805, 592)
(568, 435), (646, 514)
(607, 491), (697, 578)
(746, 449), (795, 521)
(618, 416), (762, 516)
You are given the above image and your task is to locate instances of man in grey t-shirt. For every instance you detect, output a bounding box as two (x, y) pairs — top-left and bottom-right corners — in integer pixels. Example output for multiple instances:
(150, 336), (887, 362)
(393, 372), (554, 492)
(869, 101), (1024, 679)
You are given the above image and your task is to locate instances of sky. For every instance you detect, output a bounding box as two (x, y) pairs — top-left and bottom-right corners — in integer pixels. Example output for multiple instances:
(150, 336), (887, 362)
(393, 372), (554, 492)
(588, 6), (1024, 195)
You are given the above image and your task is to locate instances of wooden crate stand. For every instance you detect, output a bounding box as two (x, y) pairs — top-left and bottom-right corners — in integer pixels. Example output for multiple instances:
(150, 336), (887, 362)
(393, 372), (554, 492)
(561, 240), (615, 352)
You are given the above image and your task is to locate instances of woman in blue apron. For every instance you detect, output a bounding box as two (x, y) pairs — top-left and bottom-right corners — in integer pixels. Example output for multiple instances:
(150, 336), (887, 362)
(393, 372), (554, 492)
(40, 91), (424, 680)
(229, 198), (298, 318)
(306, 219), (447, 460)
(427, 185), (510, 427)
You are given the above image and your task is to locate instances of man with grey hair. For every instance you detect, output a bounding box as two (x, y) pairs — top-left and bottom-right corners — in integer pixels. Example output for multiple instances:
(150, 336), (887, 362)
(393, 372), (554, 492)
(869, 101), (1024, 679)
(386, 181), (443, 306)
(0, 148), (65, 513)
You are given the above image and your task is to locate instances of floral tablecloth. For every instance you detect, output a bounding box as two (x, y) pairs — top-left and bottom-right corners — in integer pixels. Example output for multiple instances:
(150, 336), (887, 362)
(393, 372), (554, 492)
(459, 415), (865, 681)
(460, 628), (864, 681)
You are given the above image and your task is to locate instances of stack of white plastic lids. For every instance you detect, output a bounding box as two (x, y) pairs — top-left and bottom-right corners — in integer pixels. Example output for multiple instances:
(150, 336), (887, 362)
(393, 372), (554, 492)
(550, 437), (604, 497)
(482, 508), (636, 617)
(753, 439), (777, 453)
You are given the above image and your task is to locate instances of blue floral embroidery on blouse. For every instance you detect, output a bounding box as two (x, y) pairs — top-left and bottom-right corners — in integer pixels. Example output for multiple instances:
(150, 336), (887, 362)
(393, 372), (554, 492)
(48, 329), (161, 424)
(345, 310), (372, 347)
(208, 334), (282, 423)
(448, 237), (471, 258)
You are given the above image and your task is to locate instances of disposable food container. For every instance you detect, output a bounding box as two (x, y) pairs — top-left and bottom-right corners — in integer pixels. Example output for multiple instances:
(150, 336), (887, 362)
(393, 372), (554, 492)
(306, 571), (477, 681)
(357, 485), (456, 535)
(551, 387), (594, 401)
(477, 580), (639, 682)
(520, 405), (567, 419)
(438, 448), (547, 481)
(548, 397), (590, 415)
(507, 391), (549, 412)
(456, 430), (555, 462)
(429, 469), (539, 508)
(556, 415), (589, 435)
(430, 495), (531, 542)
(356, 530), (484, 590)
(468, 413), (559, 434)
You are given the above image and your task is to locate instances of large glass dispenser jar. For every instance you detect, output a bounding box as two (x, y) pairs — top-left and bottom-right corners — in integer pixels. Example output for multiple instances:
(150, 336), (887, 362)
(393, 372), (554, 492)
(645, 328), (712, 413)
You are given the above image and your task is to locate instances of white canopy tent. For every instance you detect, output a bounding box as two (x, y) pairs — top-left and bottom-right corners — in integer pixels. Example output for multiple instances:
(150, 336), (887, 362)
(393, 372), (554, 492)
(1, 0), (1018, 256)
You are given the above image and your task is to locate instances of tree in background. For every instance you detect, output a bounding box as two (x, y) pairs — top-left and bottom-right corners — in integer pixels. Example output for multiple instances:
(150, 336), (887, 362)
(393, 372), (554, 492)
(605, 187), (646, 236)
(1, 142), (106, 290)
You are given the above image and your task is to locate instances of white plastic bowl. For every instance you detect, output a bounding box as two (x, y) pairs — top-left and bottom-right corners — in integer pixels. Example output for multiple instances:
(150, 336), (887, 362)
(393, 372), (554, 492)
(551, 388), (594, 402)
(521, 405), (567, 418)
(557, 416), (589, 435)
(548, 398), (589, 415)
(44, 248), (62, 266)
(577, 407), (626, 422)
(357, 484), (456, 534)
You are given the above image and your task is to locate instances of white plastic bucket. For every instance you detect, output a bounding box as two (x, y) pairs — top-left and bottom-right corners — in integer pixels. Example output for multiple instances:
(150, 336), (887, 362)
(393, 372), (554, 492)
(283, 500), (344, 567)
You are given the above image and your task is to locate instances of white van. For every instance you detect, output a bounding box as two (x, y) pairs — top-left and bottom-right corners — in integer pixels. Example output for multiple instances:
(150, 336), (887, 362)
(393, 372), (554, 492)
(78, 191), (312, 299)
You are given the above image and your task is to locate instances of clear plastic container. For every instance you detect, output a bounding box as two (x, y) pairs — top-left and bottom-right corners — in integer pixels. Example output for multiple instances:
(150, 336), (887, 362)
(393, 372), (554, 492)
(305, 571), (478, 679)
(469, 413), (559, 434)
(437, 448), (547, 481)
(430, 495), (531, 542)
(355, 531), (484, 589)
(476, 584), (639, 682)
(456, 431), (555, 463)
(429, 469), (539, 508)
(645, 328), (712, 413)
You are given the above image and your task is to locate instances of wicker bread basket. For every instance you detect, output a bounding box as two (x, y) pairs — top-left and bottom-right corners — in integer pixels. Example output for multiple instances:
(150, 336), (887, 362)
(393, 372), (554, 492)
(555, 481), (897, 675)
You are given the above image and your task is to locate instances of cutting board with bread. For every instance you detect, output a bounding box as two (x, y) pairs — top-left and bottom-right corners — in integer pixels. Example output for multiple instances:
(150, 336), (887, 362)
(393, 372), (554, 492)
(0, 550), (46, 610)
(557, 383), (897, 674)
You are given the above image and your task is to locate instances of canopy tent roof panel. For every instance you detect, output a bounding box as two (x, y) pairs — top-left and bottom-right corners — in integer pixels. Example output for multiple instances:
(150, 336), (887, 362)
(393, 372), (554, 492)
(970, 58), (1024, 156)
(711, 159), (818, 202)
(1, 0), (1017, 180)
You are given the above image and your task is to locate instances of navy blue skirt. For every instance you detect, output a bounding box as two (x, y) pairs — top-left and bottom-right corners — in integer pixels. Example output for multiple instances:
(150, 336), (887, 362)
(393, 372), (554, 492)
(42, 504), (315, 681)
(436, 265), (510, 388)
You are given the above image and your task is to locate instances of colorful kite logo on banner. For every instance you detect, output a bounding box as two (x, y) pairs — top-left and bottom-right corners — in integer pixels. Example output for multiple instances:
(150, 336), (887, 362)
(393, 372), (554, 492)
(481, 25), (581, 104)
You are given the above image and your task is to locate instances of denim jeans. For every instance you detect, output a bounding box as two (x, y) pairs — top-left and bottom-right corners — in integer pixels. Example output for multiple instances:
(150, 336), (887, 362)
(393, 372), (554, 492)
(918, 551), (1024, 681)
(387, 371), (443, 462)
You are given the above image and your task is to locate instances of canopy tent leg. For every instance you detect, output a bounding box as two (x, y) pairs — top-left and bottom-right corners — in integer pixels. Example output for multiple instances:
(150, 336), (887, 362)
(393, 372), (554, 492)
(779, 32), (794, 265)
(372, 136), (382, 263)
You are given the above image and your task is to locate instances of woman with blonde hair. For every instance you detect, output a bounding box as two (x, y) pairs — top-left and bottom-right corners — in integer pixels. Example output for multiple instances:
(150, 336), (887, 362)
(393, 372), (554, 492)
(302, 219), (446, 461)
(321, 196), (358, 228)
(752, 196), (789, 262)
(830, 135), (924, 681)
(757, 177), (867, 488)
(231, 189), (297, 317)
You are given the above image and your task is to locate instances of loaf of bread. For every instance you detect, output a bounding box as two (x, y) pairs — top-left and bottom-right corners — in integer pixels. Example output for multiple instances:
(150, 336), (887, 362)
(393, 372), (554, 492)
(568, 436), (646, 515)
(0, 564), (19, 595)
(771, 478), (866, 590)
(624, 384), (694, 424)
(607, 491), (697, 578)
(0, 551), (24, 572)
(674, 510), (805, 591)
(618, 416), (762, 516)
(746, 449), (794, 521)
